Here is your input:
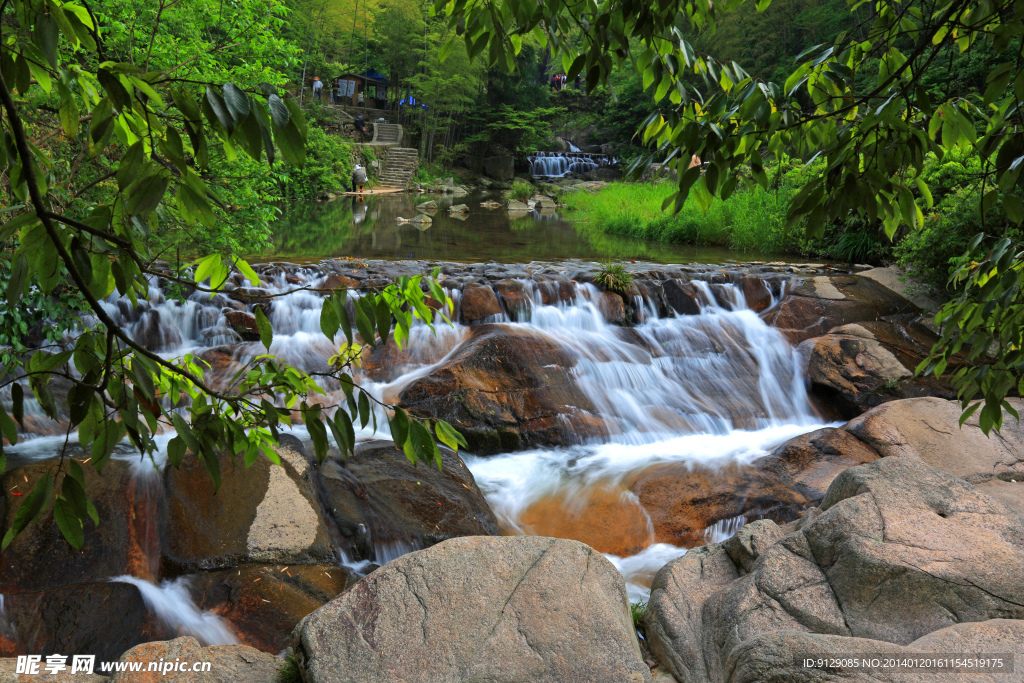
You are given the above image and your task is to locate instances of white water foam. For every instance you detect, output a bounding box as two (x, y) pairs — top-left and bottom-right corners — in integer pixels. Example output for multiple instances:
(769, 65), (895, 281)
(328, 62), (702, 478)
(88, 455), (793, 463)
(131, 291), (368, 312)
(111, 576), (237, 646)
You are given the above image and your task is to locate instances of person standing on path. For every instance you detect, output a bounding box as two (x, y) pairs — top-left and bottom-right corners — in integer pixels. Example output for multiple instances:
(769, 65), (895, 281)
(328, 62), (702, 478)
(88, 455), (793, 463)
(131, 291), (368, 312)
(312, 76), (323, 101)
(352, 164), (368, 194)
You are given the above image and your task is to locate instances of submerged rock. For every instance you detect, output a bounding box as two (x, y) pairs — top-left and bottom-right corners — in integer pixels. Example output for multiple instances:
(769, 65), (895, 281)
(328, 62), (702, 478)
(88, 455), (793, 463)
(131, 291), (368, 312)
(188, 564), (350, 653)
(644, 458), (1024, 682)
(292, 536), (651, 683)
(398, 325), (607, 454)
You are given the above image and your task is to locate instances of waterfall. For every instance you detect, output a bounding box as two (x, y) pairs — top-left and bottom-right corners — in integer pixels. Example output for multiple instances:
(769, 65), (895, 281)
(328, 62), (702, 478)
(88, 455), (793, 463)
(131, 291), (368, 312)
(6, 264), (822, 601)
(527, 151), (615, 178)
(110, 576), (237, 646)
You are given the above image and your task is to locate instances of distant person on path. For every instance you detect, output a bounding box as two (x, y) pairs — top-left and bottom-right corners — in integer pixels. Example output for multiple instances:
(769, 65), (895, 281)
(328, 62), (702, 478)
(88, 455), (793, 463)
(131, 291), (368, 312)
(354, 114), (367, 142)
(312, 76), (323, 101)
(352, 164), (368, 194)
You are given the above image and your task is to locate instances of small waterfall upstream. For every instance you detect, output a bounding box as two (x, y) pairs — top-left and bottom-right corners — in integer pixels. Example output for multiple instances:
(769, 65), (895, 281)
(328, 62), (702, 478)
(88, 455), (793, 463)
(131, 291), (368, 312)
(528, 151), (616, 178)
(4, 262), (825, 629)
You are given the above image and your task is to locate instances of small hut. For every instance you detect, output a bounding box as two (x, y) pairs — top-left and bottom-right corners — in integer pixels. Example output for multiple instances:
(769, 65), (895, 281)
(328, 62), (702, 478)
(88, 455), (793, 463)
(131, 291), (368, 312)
(333, 70), (389, 108)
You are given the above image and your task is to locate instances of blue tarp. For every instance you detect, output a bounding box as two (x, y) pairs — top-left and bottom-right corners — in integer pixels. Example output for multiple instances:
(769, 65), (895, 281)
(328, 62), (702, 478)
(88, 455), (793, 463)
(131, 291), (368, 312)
(359, 69), (389, 85)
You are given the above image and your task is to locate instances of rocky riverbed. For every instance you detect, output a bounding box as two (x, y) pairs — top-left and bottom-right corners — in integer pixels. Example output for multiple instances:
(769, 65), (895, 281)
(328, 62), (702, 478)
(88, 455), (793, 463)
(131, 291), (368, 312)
(2, 258), (1021, 682)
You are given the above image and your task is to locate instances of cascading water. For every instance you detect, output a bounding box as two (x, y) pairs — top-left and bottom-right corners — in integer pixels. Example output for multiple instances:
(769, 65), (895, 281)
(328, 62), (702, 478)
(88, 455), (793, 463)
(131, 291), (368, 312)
(527, 151), (616, 178)
(5, 261), (825, 622)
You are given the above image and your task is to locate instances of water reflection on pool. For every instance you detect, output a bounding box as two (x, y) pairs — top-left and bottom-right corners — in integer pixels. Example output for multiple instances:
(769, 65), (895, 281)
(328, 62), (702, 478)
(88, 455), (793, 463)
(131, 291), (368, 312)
(256, 190), (785, 264)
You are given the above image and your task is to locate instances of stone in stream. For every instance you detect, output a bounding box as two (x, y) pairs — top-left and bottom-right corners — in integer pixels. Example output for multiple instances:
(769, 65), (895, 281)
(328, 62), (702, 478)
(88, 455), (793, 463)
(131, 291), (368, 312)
(415, 199), (438, 212)
(187, 564), (351, 654)
(0, 580), (173, 662)
(221, 310), (261, 342)
(506, 199), (530, 211)
(0, 459), (159, 593)
(661, 278), (703, 315)
(517, 486), (654, 556)
(399, 325), (607, 454)
(754, 427), (880, 499)
(162, 435), (335, 572)
(315, 439), (498, 561)
(448, 203), (469, 214)
(644, 458), (1024, 683)
(629, 461), (820, 548)
(108, 636), (280, 682)
(761, 274), (916, 344)
(492, 279), (533, 321)
(797, 322), (957, 419)
(292, 536), (652, 683)
(459, 283), (504, 323)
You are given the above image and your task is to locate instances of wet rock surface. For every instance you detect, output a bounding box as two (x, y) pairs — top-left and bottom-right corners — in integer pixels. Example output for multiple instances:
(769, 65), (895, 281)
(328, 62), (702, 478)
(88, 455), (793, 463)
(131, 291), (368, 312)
(292, 536), (652, 683)
(316, 439), (499, 560)
(399, 325), (607, 454)
(644, 458), (1024, 683)
(0, 460), (158, 593)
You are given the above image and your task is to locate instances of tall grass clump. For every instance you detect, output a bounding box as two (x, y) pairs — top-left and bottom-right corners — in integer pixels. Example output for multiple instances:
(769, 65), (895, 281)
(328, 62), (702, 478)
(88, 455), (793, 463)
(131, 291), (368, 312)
(510, 179), (534, 202)
(561, 181), (792, 253)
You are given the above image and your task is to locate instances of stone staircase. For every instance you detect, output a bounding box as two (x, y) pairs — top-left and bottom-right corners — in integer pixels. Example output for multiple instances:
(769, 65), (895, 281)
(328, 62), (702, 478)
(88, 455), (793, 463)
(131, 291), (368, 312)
(371, 123), (403, 145)
(378, 147), (419, 189)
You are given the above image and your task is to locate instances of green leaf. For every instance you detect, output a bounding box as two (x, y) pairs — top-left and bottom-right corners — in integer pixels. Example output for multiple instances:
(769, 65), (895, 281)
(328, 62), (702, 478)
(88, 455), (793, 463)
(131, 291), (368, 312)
(321, 299), (340, 340)
(167, 436), (186, 467)
(231, 256), (260, 286)
(389, 406), (410, 447)
(354, 297), (377, 348)
(1004, 195), (1024, 225)
(306, 411), (329, 462)
(267, 94), (290, 129)
(3, 473), (53, 550)
(254, 306), (273, 351)
(275, 119), (306, 167)
(205, 87), (235, 133)
(54, 496), (84, 549)
(221, 83), (250, 127)
(125, 171), (169, 216)
(358, 391), (371, 429)
(435, 419), (468, 452)
(6, 253), (27, 307)
(410, 419), (442, 469)
(375, 296), (392, 343)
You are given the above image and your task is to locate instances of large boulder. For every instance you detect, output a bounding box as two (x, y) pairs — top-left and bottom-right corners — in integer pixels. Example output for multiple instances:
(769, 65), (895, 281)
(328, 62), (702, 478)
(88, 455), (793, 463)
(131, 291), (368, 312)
(316, 440), (499, 562)
(399, 325), (607, 454)
(162, 436), (335, 571)
(726, 621), (1024, 683)
(754, 427), (880, 499)
(0, 459), (157, 593)
(292, 536), (652, 683)
(763, 275), (916, 343)
(644, 458), (1024, 682)
(845, 397), (1024, 514)
(483, 155), (514, 181)
(109, 636), (280, 682)
(493, 279), (534, 321)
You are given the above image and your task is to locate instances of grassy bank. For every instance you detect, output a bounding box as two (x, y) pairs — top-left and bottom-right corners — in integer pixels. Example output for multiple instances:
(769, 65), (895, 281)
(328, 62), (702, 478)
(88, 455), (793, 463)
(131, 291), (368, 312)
(560, 181), (793, 254)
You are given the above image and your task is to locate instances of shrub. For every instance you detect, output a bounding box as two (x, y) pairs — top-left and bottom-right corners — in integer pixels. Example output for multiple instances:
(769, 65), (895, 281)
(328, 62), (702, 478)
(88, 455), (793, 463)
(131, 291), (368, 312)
(594, 261), (635, 295)
(275, 654), (302, 683)
(510, 179), (534, 202)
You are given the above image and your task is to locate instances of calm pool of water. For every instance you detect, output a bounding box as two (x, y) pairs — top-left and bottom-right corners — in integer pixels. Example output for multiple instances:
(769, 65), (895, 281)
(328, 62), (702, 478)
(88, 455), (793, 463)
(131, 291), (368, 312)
(257, 190), (784, 264)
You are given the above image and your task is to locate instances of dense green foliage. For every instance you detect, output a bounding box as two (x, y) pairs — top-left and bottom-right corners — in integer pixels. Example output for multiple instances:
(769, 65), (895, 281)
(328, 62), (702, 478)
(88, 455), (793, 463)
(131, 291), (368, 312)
(0, 0), (464, 551)
(594, 262), (635, 295)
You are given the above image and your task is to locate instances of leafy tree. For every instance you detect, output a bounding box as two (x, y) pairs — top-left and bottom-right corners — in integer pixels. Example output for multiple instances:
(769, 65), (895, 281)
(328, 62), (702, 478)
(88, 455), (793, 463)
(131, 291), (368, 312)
(437, 0), (1024, 430)
(0, 0), (464, 549)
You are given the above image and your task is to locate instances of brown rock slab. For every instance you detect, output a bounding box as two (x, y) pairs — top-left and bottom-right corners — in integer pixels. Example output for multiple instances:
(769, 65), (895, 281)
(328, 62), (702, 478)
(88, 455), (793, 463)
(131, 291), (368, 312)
(108, 636), (280, 682)
(399, 325), (607, 454)
(518, 486), (653, 556)
(292, 536), (652, 683)
(630, 461), (818, 548)
(221, 310), (260, 342)
(493, 279), (533, 321)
